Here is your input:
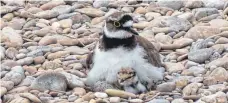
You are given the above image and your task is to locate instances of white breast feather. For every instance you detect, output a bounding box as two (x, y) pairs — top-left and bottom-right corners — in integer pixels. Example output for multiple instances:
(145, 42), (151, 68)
(86, 44), (164, 87)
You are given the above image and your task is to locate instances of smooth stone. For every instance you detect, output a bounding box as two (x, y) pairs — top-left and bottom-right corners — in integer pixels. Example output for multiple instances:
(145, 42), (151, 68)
(32, 27), (51, 37)
(18, 76), (35, 86)
(47, 51), (69, 60)
(1, 27), (23, 46)
(68, 95), (78, 102)
(209, 19), (228, 28)
(155, 33), (173, 44)
(105, 89), (136, 99)
(202, 0), (227, 9)
(148, 99), (170, 103)
(39, 36), (57, 46)
(184, 0), (204, 9)
(27, 50), (43, 57)
(193, 8), (219, 20)
(33, 56), (45, 64)
(0, 87), (7, 97)
(150, 16), (192, 32)
(73, 87), (86, 96)
(7, 18), (26, 30)
(52, 5), (73, 15)
(156, 82), (176, 92)
(157, 0), (184, 10)
(209, 67), (228, 82)
(0, 80), (14, 90)
(17, 57), (34, 65)
(94, 92), (108, 98)
(185, 26), (221, 41)
(188, 48), (214, 63)
(182, 83), (202, 96)
(109, 97), (121, 103)
(0, 46), (5, 60)
(76, 8), (105, 17)
(58, 19), (73, 28)
(186, 66), (206, 76)
(5, 47), (18, 59)
(60, 72), (85, 88)
(164, 62), (184, 73)
(93, 0), (110, 8)
(34, 10), (59, 19)
(40, 0), (65, 10)
(19, 93), (42, 103)
(30, 72), (67, 91)
(42, 61), (61, 70)
(2, 66), (25, 85)
(64, 46), (89, 55)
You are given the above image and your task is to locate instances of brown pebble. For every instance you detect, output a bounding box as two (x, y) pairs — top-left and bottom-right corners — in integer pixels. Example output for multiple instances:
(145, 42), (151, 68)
(34, 56), (45, 64)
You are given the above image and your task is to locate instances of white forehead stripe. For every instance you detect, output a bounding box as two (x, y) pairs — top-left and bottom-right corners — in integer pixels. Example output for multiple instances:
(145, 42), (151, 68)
(104, 23), (133, 39)
(122, 20), (133, 27)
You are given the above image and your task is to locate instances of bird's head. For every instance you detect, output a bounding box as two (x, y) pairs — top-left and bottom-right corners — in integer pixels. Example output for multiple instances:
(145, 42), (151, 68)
(104, 12), (136, 39)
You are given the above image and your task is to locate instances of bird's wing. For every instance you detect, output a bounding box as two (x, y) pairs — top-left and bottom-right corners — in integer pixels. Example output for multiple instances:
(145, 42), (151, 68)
(85, 34), (104, 69)
(135, 35), (162, 67)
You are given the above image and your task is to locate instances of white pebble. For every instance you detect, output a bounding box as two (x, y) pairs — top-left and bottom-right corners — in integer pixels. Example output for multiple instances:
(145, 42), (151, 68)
(94, 92), (108, 98)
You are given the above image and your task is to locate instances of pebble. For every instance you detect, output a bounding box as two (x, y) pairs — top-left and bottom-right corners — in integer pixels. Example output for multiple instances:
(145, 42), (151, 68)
(47, 51), (69, 60)
(0, 80), (14, 90)
(76, 8), (105, 17)
(94, 92), (108, 98)
(17, 57), (34, 65)
(39, 36), (57, 46)
(0, 87), (7, 97)
(2, 66), (25, 85)
(19, 93), (42, 103)
(156, 82), (176, 92)
(58, 19), (73, 28)
(188, 48), (214, 63)
(105, 89), (136, 99)
(182, 83), (202, 96)
(185, 26), (221, 40)
(73, 87), (86, 96)
(30, 72), (67, 91)
(2, 27), (23, 46)
(109, 97), (121, 103)
(42, 61), (61, 70)
(5, 47), (18, 59)
(209, 67), (228, 82)
(164, 62), (184, 73)
(33, 56), (45, 64)
(68, 95), (78, 102)
(148, 99), (170, 103)
(193, 8), (219, 20)
(60, 72), (85, 88)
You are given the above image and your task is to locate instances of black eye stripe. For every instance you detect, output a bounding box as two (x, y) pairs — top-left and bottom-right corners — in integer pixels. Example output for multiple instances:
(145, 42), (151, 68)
(119, 15), (133, 24)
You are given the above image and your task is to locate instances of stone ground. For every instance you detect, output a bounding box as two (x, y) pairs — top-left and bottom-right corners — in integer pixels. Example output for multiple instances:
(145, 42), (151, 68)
(1, 0), (228, 103)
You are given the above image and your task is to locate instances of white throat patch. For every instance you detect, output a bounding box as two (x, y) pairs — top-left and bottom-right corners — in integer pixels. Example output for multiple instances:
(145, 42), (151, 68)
(122, 20), (133, 27)
(104, 23), (133, 39)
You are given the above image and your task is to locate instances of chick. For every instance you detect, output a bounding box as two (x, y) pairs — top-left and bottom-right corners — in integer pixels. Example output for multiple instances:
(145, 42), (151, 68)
(117, 67), (147, 94)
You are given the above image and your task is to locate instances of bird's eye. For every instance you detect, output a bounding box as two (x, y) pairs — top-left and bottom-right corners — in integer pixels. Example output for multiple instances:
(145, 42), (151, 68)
(113, 21), (121, 27)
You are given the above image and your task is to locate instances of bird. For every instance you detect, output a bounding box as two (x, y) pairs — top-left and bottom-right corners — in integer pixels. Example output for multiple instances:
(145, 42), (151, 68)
(117, 67), (147, 94)
(85, 11), (164, 90)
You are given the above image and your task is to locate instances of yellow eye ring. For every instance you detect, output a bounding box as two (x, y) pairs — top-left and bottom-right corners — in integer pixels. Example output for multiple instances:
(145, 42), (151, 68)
(114, 21), (121, 27)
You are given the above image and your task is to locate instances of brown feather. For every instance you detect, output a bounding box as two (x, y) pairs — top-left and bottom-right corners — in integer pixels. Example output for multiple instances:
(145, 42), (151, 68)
(135, 35), (162, 67)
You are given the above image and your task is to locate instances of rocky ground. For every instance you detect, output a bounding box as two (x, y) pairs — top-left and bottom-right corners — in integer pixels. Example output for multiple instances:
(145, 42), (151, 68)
(1, 0), (228, 103)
